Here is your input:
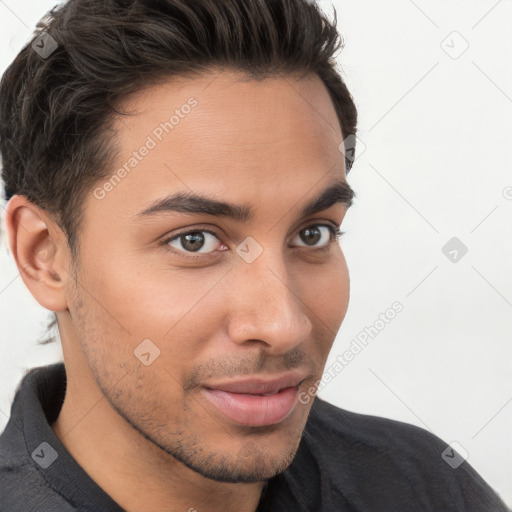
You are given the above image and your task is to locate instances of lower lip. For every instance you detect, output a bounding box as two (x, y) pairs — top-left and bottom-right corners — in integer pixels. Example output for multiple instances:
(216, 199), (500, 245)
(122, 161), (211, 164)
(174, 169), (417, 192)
(201, 386), (299, 427)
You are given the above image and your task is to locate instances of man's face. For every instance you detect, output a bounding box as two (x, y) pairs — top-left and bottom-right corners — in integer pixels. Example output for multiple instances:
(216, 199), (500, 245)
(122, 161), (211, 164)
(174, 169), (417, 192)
(63, 70), (351, 483)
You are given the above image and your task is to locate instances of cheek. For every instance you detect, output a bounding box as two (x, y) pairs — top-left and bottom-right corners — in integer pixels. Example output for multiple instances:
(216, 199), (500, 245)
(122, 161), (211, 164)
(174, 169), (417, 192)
(285, 252), (350, 381)
(67, 268), (189, 413)
(74, 249), (234, 384)
(80, 242), (224, 337)
(307, 251), (350, 359)
(301, 251), (350, 329)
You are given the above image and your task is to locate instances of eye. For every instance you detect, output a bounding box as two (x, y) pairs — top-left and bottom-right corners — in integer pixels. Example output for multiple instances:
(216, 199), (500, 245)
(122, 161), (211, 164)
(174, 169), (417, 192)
(164, 229), (224, 257)
(292, 224), (343, 249)
(160, 223), (344, 259)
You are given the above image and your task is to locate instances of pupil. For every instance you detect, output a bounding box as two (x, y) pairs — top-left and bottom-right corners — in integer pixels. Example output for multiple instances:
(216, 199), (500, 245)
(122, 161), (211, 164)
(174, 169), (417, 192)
(182, 232), (204, 252)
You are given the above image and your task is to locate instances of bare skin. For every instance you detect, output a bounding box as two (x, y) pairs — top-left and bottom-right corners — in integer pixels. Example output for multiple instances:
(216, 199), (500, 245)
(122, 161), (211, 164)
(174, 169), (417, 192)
(6, 69), (352, 512)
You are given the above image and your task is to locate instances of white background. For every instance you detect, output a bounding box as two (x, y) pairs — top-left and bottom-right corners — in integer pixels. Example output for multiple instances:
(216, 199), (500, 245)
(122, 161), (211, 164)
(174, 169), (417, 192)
(1, 0), (511, 506)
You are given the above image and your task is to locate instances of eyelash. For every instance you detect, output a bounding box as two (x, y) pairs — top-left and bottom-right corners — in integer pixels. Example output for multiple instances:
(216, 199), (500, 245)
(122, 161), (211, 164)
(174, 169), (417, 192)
(159, 223), (345, 260)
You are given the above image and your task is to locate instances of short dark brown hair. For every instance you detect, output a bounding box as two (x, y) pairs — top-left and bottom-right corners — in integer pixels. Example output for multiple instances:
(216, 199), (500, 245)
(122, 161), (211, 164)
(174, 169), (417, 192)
(0, 0), (358, 343)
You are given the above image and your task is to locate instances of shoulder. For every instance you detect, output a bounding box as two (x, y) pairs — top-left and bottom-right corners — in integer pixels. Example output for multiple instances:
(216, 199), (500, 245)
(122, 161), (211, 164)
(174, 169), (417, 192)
(0, 365), (75, 512)
(299, 397), (510, 511)
(0, 447), (75, 511)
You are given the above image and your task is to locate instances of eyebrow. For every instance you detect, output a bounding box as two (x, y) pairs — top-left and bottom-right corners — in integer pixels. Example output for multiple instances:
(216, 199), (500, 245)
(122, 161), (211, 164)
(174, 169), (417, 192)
(135, 180), (355, 222)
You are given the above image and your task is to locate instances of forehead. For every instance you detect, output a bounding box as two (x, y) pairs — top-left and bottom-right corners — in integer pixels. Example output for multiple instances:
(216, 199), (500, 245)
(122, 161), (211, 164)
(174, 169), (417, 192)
(84, 70), (347, 226)
(114, 69), (343, 162)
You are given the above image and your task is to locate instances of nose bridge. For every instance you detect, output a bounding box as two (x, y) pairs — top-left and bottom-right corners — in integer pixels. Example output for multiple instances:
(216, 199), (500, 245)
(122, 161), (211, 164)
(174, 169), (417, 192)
(226, 249), (313, 351)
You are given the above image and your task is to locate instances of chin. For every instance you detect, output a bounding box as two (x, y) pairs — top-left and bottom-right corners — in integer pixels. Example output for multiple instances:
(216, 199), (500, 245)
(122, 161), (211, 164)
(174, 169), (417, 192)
(177, 438), (300, 483)
(158, 418), (305, 483)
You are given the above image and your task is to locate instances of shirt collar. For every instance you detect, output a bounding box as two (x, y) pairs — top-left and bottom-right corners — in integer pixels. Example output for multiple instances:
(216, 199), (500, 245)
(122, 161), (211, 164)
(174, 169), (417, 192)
(8, 362), (125, 511)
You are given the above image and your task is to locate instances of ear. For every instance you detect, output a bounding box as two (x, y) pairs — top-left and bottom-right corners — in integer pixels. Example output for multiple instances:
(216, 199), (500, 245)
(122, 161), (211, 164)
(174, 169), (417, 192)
(4, 195), (70, 312)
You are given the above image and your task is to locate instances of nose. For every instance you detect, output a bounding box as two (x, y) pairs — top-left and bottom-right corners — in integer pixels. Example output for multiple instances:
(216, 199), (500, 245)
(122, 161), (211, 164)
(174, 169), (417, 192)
(225, 253), (313, 355)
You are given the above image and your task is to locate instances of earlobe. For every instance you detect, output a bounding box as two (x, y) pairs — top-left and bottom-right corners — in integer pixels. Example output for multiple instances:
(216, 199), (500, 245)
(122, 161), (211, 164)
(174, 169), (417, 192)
(5, 195), (69, 312)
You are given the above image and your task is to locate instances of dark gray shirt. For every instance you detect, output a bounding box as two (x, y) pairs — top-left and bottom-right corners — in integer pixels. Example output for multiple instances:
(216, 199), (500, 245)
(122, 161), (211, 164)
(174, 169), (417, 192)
(0, 363), (509, 511)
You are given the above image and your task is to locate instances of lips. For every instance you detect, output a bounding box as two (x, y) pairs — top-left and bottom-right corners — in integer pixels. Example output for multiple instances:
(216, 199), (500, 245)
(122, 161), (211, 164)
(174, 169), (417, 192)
(205, 373), (306, 395)
(201, 372), (307, 427)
